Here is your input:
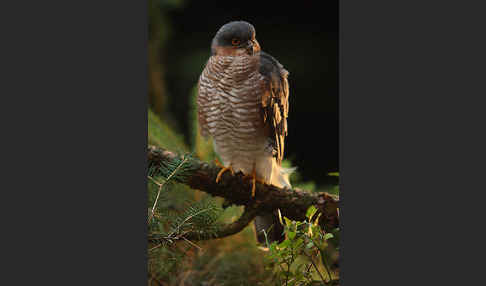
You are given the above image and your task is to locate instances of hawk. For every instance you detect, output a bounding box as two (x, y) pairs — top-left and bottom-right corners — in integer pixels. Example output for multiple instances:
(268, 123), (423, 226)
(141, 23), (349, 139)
(197, 21), (293, 244)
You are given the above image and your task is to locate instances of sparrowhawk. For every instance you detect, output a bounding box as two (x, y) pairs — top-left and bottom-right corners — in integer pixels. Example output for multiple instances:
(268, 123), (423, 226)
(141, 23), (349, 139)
(197, 21), (292, 244)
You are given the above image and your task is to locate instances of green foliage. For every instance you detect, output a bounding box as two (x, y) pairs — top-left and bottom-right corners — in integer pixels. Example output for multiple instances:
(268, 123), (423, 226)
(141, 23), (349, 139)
(147, 149), (226, 282)
(182, 249), (271, 286)
(147, 108), (340, 285)
(148, 108), (340, 285)
(148, 109), (273, 285)
(263, 207), (339, 286)
(148, 108), (188, 152)
(149, 198), (223, 243)
(152, 152), (197, 184)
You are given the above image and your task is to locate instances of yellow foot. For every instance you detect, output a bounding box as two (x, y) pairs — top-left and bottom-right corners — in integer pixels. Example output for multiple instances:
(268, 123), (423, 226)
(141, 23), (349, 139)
(251, 170), (256, 197)
(214, 159), (234, 183)
(250, 168), (266, 197)
(214, 158), (224, 168)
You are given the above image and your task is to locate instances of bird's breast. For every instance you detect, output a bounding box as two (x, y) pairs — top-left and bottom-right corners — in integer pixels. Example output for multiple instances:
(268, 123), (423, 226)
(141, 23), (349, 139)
(200, 55), (267, 170)
(203, 55), (263, 128)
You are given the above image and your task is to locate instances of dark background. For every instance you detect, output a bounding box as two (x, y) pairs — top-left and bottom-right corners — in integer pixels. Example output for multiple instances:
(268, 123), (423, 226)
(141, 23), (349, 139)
(157, 0), (338, 186)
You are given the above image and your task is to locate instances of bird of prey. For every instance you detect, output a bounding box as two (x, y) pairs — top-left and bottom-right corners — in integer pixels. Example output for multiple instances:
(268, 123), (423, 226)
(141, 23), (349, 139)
(197, 21), (293, 244)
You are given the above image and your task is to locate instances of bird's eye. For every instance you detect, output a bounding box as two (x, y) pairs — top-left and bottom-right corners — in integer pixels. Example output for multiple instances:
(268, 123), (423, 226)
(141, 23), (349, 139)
(231, 38), (241, 46)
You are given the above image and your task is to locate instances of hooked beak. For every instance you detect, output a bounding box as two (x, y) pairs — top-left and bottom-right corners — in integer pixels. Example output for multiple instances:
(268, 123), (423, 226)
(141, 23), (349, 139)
(245, 39), (260, 55)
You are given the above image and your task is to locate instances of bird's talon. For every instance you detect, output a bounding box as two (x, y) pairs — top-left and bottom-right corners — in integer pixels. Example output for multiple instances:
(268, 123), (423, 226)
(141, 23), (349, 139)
(214, 158), (224, 168)
(251, 168), (257, 197)
(216, 165), (233, 183)
(251, 179), (256, 197)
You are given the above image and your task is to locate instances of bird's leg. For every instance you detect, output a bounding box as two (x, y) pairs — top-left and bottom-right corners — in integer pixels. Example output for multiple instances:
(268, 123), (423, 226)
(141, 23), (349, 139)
(214, 158), (234, 183)
(251, 167), (257, 197)
(214, 157), (224, 168)
(248, 163), (267, 197)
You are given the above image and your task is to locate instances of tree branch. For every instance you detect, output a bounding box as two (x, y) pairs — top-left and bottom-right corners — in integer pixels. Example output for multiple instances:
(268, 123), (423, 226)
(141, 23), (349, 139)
(185, 204), (259, 241)
(148, 145), (340, 235)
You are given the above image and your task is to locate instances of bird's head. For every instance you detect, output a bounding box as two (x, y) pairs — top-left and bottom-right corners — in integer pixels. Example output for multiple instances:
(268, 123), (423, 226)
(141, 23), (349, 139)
(211, 21), (261, 56)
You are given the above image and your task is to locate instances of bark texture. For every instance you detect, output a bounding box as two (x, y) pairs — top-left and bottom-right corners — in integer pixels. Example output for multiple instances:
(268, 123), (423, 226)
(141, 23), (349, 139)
(148, 145), (340, 239)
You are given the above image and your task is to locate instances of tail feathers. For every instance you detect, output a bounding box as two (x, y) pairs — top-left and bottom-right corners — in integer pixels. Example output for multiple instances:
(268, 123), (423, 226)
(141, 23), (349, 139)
(270, 160), (296, 189)
(255, 161), (296, 246)
(254, 212), (285, 245)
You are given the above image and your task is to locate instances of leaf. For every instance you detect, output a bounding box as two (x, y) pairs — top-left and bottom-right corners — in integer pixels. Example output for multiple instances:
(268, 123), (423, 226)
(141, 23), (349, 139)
(262, 229), (271, 248)
(288, 231), (296, 240)
(278, 239), (291, 249)
(269, 241), (277, 252)
(277, 209), (284, 225)
(306, 241), (314, 249)
(293, 238), (304, 249)
(324, 233), (334, 240)
(282, 271), (292, 277)
(313, 212), (322, 226)
(306, 205), (318, 221)
(327, 172), (339, 177)
(308, 223), (313, 236)
(284, 217), (292, 227)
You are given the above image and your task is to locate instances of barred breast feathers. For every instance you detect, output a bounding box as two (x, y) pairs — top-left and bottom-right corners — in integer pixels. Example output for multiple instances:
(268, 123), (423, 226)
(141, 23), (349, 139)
(197, 52), (295, 186)
(198, 54), (264, 169)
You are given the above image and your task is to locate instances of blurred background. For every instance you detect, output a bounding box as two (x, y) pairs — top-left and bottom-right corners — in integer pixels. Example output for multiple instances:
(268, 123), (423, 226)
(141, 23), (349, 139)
(150, 0), (338, 187)
(148, 1), (338, 284)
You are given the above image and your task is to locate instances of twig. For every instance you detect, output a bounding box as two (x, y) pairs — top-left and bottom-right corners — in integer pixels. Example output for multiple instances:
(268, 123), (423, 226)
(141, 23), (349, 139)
(148, 156), (189, 223)
(307, 254), (327, 284)
(182, 237), (202, 251)
(172, 207), (215, 235)
(148, 244), (163, 252)
(311, 237), (334, 283)
(148, 175), (162, 187)
(285, 258), (290, 286)
(304, 263), (314, 284)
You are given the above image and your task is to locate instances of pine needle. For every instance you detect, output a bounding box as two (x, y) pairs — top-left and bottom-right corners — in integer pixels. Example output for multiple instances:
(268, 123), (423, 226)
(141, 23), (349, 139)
(148, 155), (189, 223)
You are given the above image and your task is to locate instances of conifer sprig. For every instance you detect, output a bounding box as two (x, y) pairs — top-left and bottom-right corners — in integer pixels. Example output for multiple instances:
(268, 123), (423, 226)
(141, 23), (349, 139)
(148, 154), (190, 223)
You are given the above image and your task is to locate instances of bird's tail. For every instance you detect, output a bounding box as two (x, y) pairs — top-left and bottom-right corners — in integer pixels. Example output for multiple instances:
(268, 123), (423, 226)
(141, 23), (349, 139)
(254, 212), (284, 245)
(254, 159), (296, 246)
(270, 162), (296, 189)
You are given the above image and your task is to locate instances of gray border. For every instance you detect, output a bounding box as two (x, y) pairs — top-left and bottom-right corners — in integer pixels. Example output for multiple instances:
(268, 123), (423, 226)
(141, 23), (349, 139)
(1, 1), (148, 284)
(4, 0), (485, 284)
(341, 1), (486, 285)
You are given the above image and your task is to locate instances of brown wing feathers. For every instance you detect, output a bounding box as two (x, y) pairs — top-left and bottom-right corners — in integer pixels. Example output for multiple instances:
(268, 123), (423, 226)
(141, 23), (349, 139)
(259, 52), (289, 165)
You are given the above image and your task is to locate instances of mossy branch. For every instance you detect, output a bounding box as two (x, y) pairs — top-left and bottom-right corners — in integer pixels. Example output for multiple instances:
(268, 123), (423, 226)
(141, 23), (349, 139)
(148, 145), (340, 238)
